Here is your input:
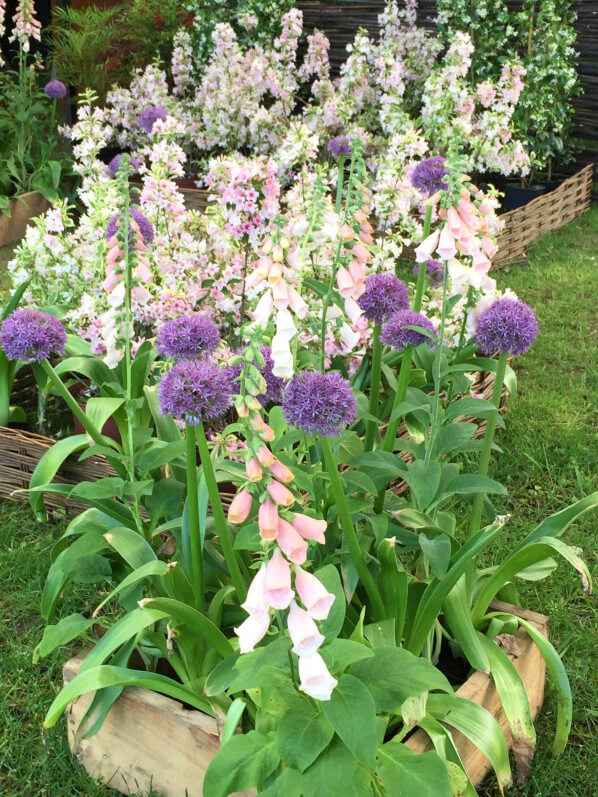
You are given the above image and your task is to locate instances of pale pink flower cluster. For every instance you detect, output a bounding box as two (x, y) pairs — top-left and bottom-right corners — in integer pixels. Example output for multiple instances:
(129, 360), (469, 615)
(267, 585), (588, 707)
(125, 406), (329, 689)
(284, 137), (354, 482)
(297, 30), (330, 83)
(171, 29), (194, 98)
(9, 0), (41, 54)
(229, 413), (337, 700)
(0, 1), (6, 65)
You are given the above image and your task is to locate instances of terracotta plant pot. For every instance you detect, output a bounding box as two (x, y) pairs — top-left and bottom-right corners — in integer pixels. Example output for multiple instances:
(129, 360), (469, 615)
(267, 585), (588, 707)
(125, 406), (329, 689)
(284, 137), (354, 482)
(62, 601), (549, 796)
(0, 191), (51, 246)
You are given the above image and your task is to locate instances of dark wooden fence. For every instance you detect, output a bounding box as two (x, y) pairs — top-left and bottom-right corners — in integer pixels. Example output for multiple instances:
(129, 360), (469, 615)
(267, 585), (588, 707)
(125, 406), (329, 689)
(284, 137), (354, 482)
(298, 1), (598, 181)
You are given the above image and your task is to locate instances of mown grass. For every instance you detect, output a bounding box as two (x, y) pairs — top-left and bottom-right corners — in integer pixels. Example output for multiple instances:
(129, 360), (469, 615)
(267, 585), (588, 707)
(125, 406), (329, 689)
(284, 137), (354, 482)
(1, 209), (597, 795)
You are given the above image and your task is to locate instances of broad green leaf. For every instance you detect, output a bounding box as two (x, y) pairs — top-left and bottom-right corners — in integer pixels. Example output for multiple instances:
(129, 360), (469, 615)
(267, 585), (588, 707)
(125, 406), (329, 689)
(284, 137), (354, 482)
(377, 739), (452, 797)
(93, 560), (168, 617)
(403, 460), (441, 511)
(68, 553), (111, 584)
(442, 576), (489, 671)
(427, 694), (511, 792)
(203, 731), (280, 797)
(320, 639), (374, 674)
(102, 526), (156, 569)
(29, 434), (88, 519)
(141, 598), (233, 658)
(349, 647), (451, 712)
(85, 397), (125, 430)
(44, 665), (212, 729)
(258, 767), (302, 797)
(416, 716), (477, 797)
(302, 737), (364, 797)
(315, 564), (346, 641)
(277, 697), (335, 771)
(419, 533), (452, 580)
(433, 423), (476, 457)
(33, 614), (96, 662)
(441, 474), (507, 499)
(322, 674), (378, 766)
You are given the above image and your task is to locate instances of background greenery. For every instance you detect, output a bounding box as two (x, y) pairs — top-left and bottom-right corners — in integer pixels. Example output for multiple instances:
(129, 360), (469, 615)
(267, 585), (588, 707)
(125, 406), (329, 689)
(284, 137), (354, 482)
(1, 207), (597, 795)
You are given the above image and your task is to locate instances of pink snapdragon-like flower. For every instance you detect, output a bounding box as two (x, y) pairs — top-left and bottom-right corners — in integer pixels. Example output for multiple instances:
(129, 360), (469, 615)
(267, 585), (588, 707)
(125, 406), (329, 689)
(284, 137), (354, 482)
(242, 563), (269, 616)
(264, 551), (294, 609)
(245, 457), (263, 482)
(268, 458), (294, 484)
(267, 479), (295, 507)
(298, 651), (338, 701)
(295, 568), (335, 620)
(234, 611), (270, 653)
(288, 601), (324, 657)
(258, 498), (279, 541)
(276, 519), (308, 565)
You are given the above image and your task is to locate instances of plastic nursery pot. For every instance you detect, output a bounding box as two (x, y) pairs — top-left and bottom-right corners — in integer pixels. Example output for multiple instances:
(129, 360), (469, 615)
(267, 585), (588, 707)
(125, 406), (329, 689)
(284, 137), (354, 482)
(61, 601), (549, 796)
(502, 185), (545, 212)
(0, 192), (52, 247)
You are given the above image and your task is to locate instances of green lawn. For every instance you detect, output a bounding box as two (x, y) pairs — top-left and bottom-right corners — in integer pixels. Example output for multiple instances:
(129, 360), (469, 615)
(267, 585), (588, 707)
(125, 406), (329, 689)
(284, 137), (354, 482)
(1, 209), (597, 795)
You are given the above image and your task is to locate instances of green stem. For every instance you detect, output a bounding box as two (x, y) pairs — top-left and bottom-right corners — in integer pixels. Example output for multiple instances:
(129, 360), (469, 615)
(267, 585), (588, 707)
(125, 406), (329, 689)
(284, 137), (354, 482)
(364, 325), (383, 451)
(321, 437), (385, 620)
(423, 265), (450, 467)
(468, 352), (508, 538)
(334, 155), (345, 215)
(413, 205), (433, 313)
(186, 425), (204, 612)
(39, 359), (127, 480)
(195, 423), (247, 603)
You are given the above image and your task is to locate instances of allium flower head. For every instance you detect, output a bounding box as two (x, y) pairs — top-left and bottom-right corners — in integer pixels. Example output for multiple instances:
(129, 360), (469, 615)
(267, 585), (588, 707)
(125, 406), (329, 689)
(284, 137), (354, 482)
(228, 346), (284, 406)
(327, 135), (352, 157)
(44, 80), (67, 99)
(106, 208), (154, 245)
(0, 309), (66, 362)
(475, 298), (538, 356)
(108, 154), (141, 178)
(413, 259), (445, 289)
(158, 360), (233, 426)
(156, 314), (220, 362)
(283, 371), (357, 437)
(411, 156), (449, 196)
(357, 273), (410, 326)
(137, 106), (168, 133)
(381, 310), (437, 352)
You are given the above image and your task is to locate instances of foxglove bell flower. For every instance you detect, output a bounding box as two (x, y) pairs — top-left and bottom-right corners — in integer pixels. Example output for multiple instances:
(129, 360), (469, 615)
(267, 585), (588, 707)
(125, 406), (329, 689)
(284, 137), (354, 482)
(283, 371), (357, 438)
(381, 310), (437, 352)
(298, 651), (338, 701)
(276, 519), (308, 565)
(258, 499), (279, 541)
(137, 105), (168, 133)
(44, 80), (67, 99)
(242, 563), (269, 616)
(234, 612), (270, 654)
(295, 568), (335, 620)
(410, 156), (448, 196)
(264, 551), (294, 610)
(288, 602), (324, 657)
(357, 273), (410, 325)
(106, 208), (154, 245)
(475, 298), (538, 356)
(228, 488), (253, 524)
(1, 309), (66, 362)
(327, 135), (352, 157)
(291, 513), (326, 545)
(156, 314), (220, 362)
(158, 360), (233, 425)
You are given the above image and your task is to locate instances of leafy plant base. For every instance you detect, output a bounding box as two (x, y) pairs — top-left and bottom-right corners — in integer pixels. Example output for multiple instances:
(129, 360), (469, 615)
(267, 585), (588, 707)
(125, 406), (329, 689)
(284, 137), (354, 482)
(62, 601), (548, 795)
(0, 192), (51, 247)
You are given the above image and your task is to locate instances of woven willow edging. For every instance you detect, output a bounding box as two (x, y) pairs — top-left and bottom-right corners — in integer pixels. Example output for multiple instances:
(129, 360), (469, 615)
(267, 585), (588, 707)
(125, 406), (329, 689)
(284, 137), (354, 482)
(492, 164), (593, 268)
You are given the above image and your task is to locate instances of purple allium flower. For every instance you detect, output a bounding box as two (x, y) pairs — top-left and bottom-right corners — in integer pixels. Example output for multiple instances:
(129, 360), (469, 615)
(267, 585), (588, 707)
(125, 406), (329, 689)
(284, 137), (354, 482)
(228, 346), (284, 406)
(156, 314), (221, 362)
(410, 156), (449, 196)
(108, 153), (141, 179)
(106, 208), (154, 245)
(137, 106), (168, 134)
(380, 309), (437, 352)
(158, 360), (233, 426)
(475, 298), (538, 356)
(357, 273), (410, 326)
(44, 80), (67, 99)
(413, 259), (445, 289)
(327, 135), (352, 158)
(0, 309), (66, 362)
(283, 371), (357, 437)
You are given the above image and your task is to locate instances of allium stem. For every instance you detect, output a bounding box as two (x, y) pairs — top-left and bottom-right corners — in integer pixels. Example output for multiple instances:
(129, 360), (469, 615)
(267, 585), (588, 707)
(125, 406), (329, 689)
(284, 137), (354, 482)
(364, 325), (382, 451)
(374, 346), (412, 512)
(468, 352), (508, 538)
(195, 423), (247, 603)
(413, 204), (433, 313)
(321, 437), (385, 620)
(39, 359), (127, 480)
(186, 424), (204, 611)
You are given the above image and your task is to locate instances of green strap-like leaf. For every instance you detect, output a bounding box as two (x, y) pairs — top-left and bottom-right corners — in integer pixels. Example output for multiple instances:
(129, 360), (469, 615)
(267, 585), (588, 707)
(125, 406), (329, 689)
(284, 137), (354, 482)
(44, 664), (213, 729)
(102, 525), (157, 569)
(142, 597), (234, 659)
(427, 693), (512, 792)
(29, 434), (88, 519)
(442, 576), (489, 672)
(93, 560), (169, 617)
(524, 492), (598, 543)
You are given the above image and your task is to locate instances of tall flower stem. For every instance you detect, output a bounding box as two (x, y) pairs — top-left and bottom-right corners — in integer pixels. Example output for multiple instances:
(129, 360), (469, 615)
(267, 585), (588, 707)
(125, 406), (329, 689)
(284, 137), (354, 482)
(364, 325), (382, 451)
(321, 437), (385, 620)
(39, 359), (126, 480)
(423, 264), (450, 467)
(374, 346), (412, 513)
(186, 425), (204, 612)
(195, 423), (247, 603)
(468, 352), (508, 538)
(413, 205), (433, 313)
